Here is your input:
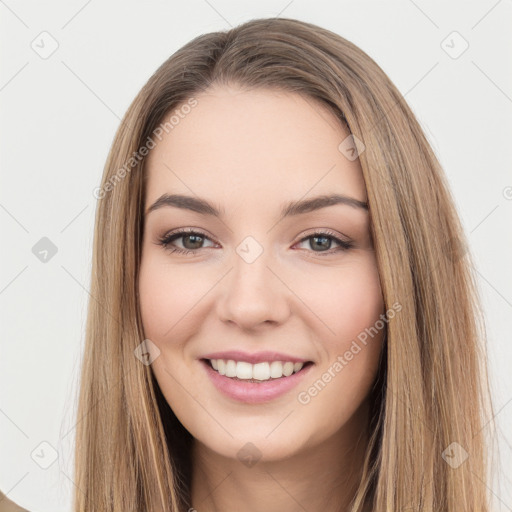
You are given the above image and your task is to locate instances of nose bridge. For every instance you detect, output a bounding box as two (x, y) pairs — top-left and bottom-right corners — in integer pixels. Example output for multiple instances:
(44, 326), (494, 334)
(234, 235), (271, 287)
(231, 234), (275, 297)
(216, 234), (289, 328)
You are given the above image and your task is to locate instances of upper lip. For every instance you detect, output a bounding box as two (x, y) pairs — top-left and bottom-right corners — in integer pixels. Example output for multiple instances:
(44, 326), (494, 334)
(201, 350), (312, 364)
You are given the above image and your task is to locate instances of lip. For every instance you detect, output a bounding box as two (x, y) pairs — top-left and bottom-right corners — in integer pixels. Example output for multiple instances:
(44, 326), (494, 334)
(200, 350), (311, 364)
(200, 359), (314, 404)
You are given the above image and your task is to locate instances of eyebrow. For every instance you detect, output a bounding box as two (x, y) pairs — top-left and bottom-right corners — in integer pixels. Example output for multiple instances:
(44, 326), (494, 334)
(145, 193), (368, 218)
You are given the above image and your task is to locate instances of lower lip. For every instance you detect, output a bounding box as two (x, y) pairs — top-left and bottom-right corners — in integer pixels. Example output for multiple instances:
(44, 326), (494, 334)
(200, 359), (314, 404)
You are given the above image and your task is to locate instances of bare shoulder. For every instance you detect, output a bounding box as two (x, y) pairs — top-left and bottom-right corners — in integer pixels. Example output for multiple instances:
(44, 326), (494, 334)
(0, 491), (31, 512)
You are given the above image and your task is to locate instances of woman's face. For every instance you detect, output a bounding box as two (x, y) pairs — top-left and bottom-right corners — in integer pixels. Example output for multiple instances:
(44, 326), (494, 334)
(139, 84), (385, 462)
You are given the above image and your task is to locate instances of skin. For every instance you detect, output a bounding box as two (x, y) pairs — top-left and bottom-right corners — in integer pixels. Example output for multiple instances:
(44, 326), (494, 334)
(139, 84), (384, 512)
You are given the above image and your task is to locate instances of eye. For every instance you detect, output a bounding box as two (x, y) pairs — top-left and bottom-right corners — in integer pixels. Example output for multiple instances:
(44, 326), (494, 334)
(156, 228), (353, 256)
(294, 229), (353, 255)
(157, 228), (217, 255)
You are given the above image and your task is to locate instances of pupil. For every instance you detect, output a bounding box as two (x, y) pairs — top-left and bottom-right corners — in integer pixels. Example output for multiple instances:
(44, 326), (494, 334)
(312, 235), (330, 251)
(184, 234), (203, 249)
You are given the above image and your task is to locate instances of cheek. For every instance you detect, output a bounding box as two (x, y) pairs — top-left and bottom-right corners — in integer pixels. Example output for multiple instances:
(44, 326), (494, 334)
(293, 259), (385, 439)
(138, 262), (172, 340)
(302, 255), (384, 347)
(338, 266), (383, 341)
(138, 254), (206, 341)
(138, 259), (201, 405)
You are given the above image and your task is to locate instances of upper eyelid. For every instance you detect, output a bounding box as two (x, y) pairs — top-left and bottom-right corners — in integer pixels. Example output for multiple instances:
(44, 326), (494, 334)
(160, 228), (351, 247)
(162, 228), (218, 245)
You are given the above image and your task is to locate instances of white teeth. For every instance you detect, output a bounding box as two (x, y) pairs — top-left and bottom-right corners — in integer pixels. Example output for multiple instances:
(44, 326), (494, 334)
(225, 359), (237, 377)
(253, 362), (270, 380)
(236, 361), (253, 379)
(283, 362), (294, 377)
(208, 359), (305, 381)
(269, 361), (283, 378)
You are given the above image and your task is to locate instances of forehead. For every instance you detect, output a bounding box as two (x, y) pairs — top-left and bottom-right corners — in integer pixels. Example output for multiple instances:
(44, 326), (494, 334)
(144, 85), (367, 212)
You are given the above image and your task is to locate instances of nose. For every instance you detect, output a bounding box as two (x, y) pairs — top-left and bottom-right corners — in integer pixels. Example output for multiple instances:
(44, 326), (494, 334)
(216, 243), (291, 331)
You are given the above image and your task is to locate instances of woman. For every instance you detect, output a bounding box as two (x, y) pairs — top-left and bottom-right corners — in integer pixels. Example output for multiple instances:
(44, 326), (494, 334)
(75, 17), (495, 511)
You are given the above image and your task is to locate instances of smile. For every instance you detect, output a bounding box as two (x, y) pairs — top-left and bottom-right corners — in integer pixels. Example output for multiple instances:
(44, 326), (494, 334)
(206, 358), (309, 381)
(201, 359), (314, 404)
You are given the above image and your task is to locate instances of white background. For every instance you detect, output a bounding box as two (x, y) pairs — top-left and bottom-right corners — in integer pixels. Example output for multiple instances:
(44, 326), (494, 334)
(1, 1), (511, 510)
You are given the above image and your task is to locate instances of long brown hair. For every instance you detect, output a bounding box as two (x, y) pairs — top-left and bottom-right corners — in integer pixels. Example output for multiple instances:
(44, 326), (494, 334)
(74, 17), (496, 511)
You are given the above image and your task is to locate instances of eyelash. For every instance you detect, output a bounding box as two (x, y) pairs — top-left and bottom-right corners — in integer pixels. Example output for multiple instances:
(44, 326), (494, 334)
(156, 228), (353, 257)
